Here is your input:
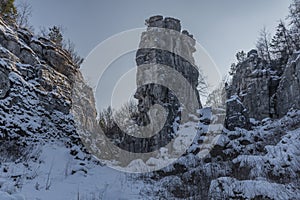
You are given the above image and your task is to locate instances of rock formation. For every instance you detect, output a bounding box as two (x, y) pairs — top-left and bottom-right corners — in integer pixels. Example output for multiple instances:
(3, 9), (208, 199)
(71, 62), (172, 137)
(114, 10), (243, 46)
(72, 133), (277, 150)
(0, 18), (96, 154)
(140, 18), (300, 198)
(225, 95), (250, 130)
(133, 15), (202, 152)
(276, 52), (300, 117)
(226, 50), (280, 120)
(225, 49), (300, 130)
(102, 16), (202, 155)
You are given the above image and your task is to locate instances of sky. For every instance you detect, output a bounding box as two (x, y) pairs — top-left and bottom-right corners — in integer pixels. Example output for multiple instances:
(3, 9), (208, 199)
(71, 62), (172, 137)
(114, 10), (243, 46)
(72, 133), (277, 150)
(18, 0), (292, 108)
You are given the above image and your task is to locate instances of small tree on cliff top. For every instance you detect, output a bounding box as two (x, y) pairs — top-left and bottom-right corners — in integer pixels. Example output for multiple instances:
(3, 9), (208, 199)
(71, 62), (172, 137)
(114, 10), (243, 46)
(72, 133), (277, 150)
(0, 0), (17, 23)
(48, 26), (63, 46)
(256, 27), (272, 63)
(271, 20), (294, 64)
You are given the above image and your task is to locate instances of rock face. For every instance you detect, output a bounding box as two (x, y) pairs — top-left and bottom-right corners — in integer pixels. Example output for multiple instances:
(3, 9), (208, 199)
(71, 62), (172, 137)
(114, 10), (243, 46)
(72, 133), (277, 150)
(0, 68), (10, 99)
(0, 18), (95, 151)
(133, 15), (202, 152)
(225, 50), (300, 130)
(276, 52), (300, 117)
(225, 95), (250, 130)
(226, 50), (281, 122)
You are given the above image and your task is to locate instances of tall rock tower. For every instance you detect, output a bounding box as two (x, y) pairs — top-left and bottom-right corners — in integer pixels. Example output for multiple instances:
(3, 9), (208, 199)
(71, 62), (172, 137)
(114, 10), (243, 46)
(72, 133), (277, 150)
(132, 15), (202, 153)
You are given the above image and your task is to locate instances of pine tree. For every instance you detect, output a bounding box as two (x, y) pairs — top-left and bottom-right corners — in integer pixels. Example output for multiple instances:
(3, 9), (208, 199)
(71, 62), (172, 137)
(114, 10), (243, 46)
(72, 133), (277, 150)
(0, 0), (17, 23)
(270, 20), (294, 64)
(235, 51), (246, 63)
(288, 0), (300, 29)
(48, 26), (63, 46)
(205, 76), (228, 108)
(288, 0), (300, 50)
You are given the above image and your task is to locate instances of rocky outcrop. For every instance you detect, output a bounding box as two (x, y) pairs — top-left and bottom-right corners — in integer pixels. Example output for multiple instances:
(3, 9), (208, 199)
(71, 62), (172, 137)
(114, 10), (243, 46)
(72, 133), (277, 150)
(226, 49), (300, 129)
(101, 16), (202, 155)
(276, 52), (300, 117)
(226, 50), (281, 122)
(132, 16), (201, 152)
(145, 15), (181, 32)
(0, 18), (94, 152)
(143, 109), (300, 199)
(225, 95), (250, 130)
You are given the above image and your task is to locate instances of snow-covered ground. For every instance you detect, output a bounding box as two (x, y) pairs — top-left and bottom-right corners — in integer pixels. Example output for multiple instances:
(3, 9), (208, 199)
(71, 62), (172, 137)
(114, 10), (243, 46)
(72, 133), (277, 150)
(0, 142), (150, 200)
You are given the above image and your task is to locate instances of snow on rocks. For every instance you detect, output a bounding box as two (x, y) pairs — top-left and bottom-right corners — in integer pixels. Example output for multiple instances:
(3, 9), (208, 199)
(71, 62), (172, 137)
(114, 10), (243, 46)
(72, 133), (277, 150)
(209, 177), (299, 200)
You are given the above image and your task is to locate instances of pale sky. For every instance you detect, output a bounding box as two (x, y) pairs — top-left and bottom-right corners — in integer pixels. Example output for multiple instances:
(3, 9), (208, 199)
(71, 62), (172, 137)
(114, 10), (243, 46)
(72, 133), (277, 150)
(19, 0), (293, 108)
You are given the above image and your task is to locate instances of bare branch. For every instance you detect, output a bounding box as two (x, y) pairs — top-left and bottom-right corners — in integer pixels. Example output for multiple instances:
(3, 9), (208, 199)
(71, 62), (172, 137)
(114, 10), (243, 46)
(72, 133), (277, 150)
(16, 1), (33, 30)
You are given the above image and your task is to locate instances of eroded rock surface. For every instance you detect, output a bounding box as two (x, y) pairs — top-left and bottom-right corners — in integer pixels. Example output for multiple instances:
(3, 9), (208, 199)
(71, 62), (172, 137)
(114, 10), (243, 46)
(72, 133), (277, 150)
(225, 50), (300, 131)
(0, 18), (96, 148)
(134, 16), (202, 152)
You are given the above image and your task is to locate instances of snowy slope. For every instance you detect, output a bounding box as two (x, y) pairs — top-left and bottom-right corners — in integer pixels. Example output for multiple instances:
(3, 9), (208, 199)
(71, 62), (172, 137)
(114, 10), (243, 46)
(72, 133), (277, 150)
(139, 110), (300, 199)
(1, 143), (148, 200)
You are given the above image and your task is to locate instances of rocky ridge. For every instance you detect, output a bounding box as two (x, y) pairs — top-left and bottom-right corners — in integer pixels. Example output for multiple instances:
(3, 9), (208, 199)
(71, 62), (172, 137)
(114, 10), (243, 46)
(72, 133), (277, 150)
(0, 18), (98, 164)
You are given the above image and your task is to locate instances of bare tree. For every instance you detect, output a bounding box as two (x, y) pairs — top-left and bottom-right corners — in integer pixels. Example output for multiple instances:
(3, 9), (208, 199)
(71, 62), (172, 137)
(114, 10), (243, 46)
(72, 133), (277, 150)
(63, 39), (84, 68)
(256, 26), (272, 63)
(98, 100), (139, 133)
(197, 67), (209, 97)
(99, 106), (115, 133)
(38, 26), (48, 38)
(16, 1), (33, 30)
(205, 76), (229, 108)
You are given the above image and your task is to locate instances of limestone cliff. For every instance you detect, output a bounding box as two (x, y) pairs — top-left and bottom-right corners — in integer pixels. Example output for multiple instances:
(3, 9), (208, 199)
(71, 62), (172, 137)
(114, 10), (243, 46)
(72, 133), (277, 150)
(134, 15), (202, 151)
(225, 49), (300, 130)
(276, 52), (300, 117)
(0, 18), (96, 154)
(104, 16), (202, 154)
